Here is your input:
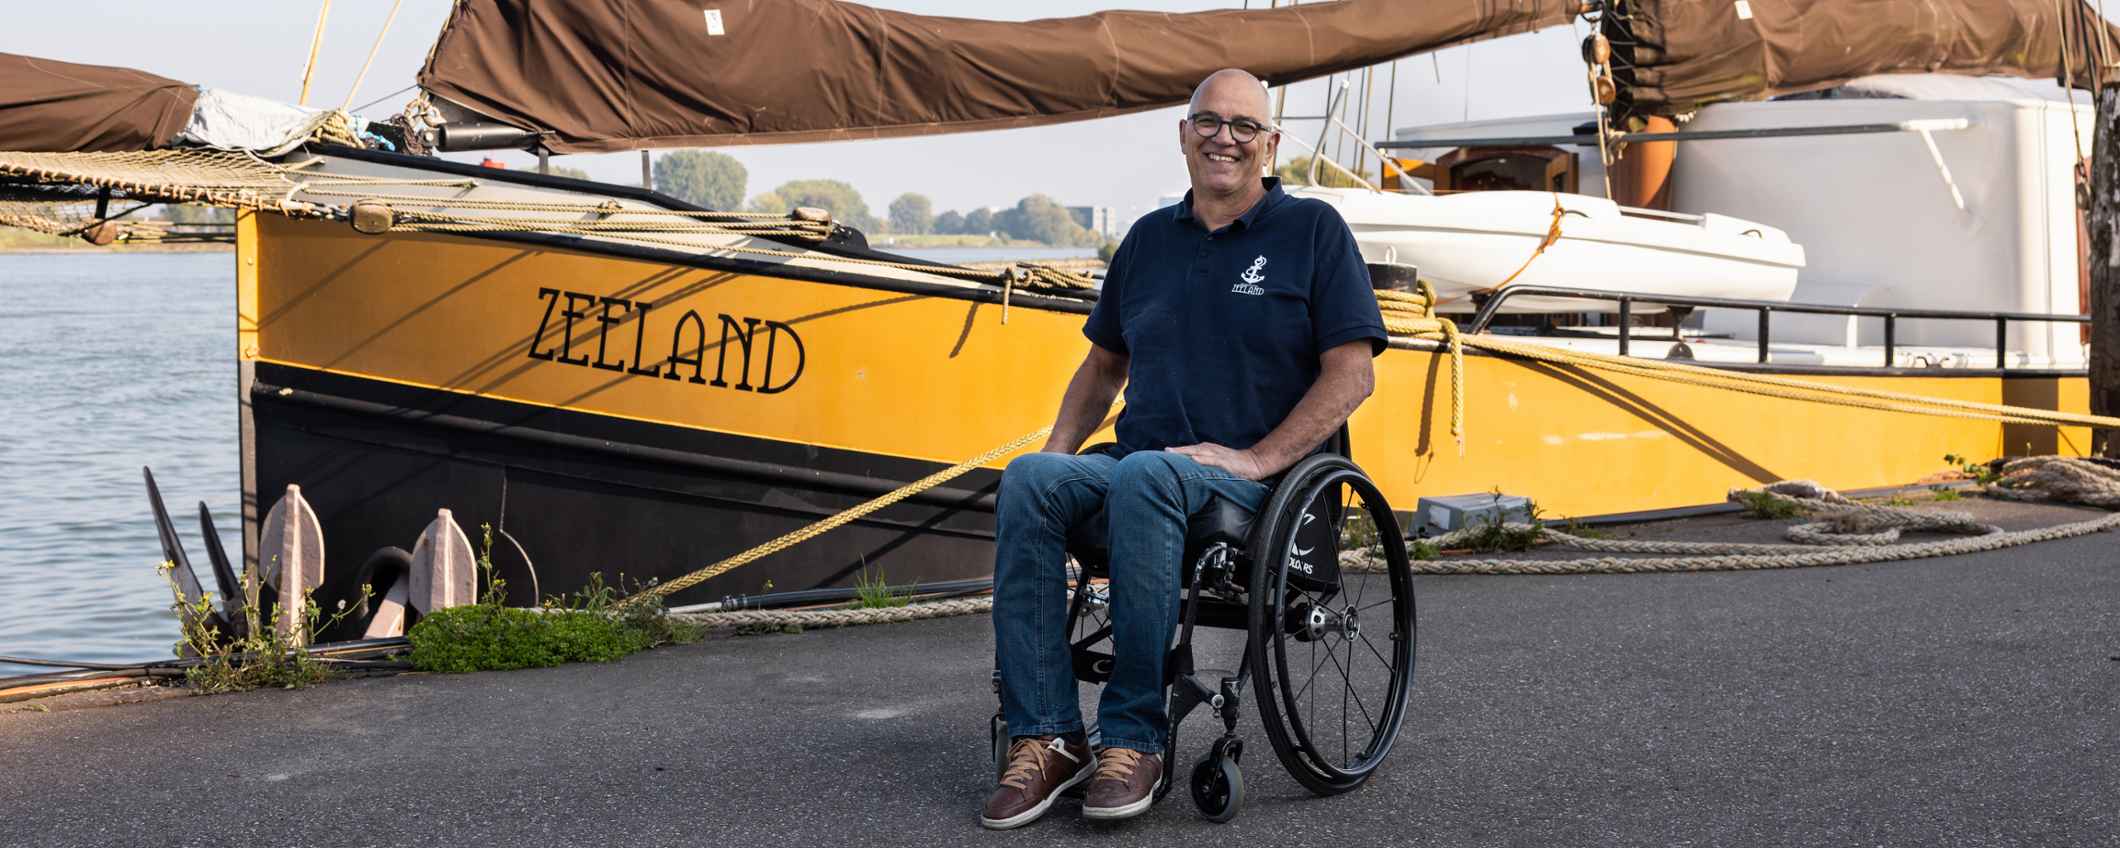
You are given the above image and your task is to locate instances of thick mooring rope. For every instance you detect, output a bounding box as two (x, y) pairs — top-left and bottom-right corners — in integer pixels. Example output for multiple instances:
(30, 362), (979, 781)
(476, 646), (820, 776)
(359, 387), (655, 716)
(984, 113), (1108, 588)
(1342, 457), (2120, 576)
(680, 459), (2119, 629)
(672, 597), (994, 630)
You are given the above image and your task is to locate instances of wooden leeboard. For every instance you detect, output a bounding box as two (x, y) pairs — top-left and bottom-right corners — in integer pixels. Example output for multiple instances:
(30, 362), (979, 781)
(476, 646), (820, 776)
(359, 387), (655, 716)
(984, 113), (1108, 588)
(408, 509), (476, 615)
(257, 484), (324, 642)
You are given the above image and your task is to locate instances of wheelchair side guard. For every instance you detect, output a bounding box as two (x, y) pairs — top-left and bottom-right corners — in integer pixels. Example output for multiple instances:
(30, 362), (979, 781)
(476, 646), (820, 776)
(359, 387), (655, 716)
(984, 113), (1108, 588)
(1279, 484), (1344, 595)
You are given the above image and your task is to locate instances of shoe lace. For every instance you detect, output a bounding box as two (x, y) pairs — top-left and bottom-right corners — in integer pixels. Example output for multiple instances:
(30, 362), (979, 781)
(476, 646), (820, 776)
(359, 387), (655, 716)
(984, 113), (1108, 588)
(1094, 746), (1144, 783)
(999, 737), (1078, 790)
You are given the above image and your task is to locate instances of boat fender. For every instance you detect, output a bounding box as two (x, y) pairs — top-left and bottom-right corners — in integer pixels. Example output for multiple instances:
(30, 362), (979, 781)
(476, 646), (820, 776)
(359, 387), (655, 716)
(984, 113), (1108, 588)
(258, 484), (326, 644)
(408, 509), (477, 616)
(1365, 262), (1420, 292)
(349, 200), (394, 235)
(80, 221), (120, 246)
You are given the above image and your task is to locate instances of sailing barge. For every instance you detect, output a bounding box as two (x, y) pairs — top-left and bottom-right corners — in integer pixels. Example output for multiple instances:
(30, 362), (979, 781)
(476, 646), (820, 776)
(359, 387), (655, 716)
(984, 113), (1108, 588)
(1, 0), (2113, 629)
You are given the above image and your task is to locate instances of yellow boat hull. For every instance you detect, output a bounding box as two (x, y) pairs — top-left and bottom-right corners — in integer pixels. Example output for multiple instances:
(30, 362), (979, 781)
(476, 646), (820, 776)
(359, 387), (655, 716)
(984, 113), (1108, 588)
(235, 212), (2093, 607)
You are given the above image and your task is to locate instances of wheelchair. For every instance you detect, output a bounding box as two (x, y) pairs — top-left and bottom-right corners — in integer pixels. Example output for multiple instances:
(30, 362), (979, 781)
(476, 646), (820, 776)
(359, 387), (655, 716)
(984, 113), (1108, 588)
(989, 444), (1417, 823)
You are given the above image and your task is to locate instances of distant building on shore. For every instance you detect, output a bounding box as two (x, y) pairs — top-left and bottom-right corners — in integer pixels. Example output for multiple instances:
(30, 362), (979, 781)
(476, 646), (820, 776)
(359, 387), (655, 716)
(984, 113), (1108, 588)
(1067, 205), (1119, 240)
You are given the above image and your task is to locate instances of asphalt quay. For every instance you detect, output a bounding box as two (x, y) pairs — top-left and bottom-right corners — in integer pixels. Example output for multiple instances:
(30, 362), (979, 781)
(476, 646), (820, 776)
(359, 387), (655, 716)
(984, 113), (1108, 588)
(1, 531), (2114, 847)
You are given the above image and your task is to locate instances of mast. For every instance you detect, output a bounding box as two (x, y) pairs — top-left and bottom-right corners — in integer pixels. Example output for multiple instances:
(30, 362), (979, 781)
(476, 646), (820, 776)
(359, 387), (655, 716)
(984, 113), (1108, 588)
(2093, 85), (2119, 456)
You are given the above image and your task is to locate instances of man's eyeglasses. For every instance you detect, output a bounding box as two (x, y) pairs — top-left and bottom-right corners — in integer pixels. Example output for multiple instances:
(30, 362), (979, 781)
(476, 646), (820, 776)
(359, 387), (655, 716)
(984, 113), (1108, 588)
(1188, 112), (1271, 144)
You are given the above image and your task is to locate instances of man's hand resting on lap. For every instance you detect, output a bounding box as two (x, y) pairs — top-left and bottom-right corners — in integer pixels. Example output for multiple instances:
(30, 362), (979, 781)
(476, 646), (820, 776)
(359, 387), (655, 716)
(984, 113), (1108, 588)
(1169, 443), (1269, 481)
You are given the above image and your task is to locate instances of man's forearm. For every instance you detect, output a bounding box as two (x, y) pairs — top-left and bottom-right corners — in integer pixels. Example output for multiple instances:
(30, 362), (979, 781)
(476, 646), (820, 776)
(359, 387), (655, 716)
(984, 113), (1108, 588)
(1246, 344), (1375, 475)
(1043, 354), (1127, 453)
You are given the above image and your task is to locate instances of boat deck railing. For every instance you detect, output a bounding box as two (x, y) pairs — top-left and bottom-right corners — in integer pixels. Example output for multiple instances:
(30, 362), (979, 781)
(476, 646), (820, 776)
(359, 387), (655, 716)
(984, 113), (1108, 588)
(1461, 285), (2091, 372)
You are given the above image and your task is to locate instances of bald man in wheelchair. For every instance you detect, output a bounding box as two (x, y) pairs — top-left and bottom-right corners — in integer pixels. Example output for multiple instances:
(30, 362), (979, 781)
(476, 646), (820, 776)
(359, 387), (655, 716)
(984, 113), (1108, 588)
(981, 68), (1388, 830)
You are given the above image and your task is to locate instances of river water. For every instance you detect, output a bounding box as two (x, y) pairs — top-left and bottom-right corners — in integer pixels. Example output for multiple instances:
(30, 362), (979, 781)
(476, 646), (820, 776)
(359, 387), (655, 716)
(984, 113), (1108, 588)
(0, 251), (241, 676)
(0, 246), (1097, 677)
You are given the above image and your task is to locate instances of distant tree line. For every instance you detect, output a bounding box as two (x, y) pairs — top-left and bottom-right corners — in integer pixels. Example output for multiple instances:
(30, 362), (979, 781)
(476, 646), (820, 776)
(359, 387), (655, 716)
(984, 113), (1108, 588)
(644, 150), (1100, 246)
(912, 194), (1103, 247)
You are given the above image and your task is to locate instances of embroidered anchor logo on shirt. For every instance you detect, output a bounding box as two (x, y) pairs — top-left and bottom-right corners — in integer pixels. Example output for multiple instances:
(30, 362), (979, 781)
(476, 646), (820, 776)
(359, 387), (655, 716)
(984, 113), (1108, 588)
(1232, 255), (1267, 295)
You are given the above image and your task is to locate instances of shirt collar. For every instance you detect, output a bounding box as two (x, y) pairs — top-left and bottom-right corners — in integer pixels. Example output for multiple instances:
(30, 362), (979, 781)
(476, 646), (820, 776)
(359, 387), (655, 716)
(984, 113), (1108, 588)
(1176, 177), (1286, 232)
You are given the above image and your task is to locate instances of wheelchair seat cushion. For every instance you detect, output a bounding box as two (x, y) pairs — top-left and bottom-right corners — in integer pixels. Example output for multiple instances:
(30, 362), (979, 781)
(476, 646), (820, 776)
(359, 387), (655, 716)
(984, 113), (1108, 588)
(1065, 494), (1256, 577)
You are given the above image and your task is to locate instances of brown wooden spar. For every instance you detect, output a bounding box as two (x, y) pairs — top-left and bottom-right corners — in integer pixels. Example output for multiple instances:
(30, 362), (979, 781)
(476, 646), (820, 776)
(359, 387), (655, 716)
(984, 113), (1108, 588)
(414, 0), (1578, 152)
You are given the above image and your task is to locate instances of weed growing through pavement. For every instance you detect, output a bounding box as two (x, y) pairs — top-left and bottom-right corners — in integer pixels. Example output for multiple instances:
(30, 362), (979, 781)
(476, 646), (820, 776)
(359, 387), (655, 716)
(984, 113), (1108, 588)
(1943, 453), (2001, 485)
(1929, 488), (1963, 502)
(1462, 492), (1542, 553)
(1737, 491), (1802, 520)
(161, 560), (367, 695)
(853, 567), (912, 609)
(1338, 509), (1382, 550)
(1559, 517), (1612, 540)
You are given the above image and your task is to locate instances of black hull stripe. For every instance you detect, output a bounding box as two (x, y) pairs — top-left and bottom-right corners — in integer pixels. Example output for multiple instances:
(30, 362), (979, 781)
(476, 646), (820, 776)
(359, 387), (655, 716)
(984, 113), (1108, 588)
(251, 362), (1003, 510)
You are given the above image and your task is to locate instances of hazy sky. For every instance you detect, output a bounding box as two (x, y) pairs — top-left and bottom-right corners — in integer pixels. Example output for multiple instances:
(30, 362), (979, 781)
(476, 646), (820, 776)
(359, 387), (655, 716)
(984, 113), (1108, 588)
(8, 1), (1596, 220)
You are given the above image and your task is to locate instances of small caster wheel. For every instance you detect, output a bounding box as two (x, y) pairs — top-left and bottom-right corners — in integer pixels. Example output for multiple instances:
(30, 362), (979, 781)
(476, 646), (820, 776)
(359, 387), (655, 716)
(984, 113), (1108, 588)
(1190, 755), (1244, 823)
(989, 715), (1009, 780)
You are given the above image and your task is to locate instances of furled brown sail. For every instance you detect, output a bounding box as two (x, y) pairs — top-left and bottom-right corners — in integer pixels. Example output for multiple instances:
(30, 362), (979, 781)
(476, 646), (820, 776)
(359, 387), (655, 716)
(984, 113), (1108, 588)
(1603, 0), (2120, 125)
(0, 53), (197, 153)
(416, 0), (1577, 152)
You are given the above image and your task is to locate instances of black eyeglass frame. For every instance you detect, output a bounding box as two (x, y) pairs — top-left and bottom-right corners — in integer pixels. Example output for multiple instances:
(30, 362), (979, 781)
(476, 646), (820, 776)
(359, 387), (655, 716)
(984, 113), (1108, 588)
(1186, 112), (1274, 144)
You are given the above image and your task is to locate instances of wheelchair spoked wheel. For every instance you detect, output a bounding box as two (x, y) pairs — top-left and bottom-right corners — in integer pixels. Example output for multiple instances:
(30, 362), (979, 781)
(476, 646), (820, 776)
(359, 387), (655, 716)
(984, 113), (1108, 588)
(1246, 455), (1417, 796)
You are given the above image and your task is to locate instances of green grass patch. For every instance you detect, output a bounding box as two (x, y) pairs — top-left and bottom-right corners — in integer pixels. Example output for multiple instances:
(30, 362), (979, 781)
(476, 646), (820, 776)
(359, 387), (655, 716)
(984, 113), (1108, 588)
(1943, 453), (2001, 485)
(1410, 540), (1439, 561)
(1736, 491), (1801, 520)
(852, 568), (912, 609)
(1338, 510), (1382, 550)
(1929, 487), (1963, 502)
(409, 604), (644, 673)
(407, 527), (701, 674)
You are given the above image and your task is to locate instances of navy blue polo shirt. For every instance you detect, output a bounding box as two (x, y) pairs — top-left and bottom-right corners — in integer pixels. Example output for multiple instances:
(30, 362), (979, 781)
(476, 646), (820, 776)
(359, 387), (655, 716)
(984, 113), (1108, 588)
(1085, 177), (1386, 457)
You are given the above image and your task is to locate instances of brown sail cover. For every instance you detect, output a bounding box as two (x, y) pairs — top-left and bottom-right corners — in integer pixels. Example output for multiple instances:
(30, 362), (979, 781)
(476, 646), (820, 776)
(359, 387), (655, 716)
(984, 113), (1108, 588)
(1604, 0), (2120, 123)
(0, 53), (196, 152)
(417, 0), (1575, 152)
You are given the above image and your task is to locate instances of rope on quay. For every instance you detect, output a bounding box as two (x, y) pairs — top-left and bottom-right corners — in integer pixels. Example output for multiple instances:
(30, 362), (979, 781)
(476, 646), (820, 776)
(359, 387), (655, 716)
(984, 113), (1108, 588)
(673, 597), (995, 631)
(1341, 457), (2120, 576)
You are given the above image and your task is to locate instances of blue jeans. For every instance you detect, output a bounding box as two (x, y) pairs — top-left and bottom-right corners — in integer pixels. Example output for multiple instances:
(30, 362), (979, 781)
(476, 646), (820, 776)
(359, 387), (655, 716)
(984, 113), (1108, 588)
(992, 450), (1269, 754)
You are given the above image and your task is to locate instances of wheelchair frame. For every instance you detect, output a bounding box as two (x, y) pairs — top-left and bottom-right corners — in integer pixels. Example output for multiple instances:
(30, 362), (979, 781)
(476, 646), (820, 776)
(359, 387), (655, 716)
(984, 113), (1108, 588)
(990, 449), (1417, 823)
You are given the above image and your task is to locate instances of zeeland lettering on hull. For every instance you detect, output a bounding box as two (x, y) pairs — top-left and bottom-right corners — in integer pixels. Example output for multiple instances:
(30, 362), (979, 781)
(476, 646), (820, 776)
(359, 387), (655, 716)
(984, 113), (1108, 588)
(528, 287), (805, 394)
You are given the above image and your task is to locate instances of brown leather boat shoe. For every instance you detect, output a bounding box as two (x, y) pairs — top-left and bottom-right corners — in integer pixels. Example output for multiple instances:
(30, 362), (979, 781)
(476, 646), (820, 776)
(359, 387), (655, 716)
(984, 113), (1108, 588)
(980, 732), (1095, 830)
(1081, 746), (1163, 821)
